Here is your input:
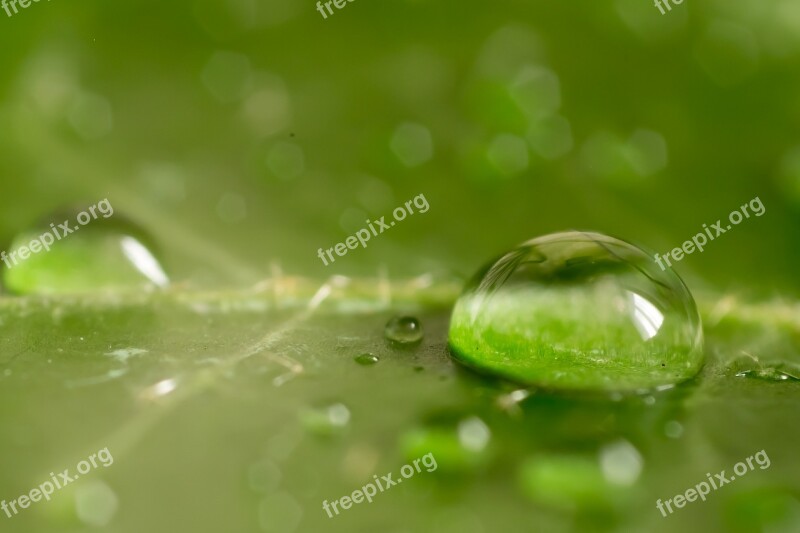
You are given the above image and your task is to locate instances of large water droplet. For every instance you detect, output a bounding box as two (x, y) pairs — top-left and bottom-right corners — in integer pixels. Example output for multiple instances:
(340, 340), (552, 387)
(448, 232), (703, 392)
(385, 316), (424, 345)
(2, 206), (169, 295)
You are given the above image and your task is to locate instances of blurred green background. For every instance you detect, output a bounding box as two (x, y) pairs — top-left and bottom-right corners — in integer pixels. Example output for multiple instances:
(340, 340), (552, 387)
(1, 0), (799, 291)
(2, 1), (800, 533)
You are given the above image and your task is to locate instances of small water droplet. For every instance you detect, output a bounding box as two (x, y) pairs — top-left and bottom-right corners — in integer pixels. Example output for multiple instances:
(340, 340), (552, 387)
(385, 316), (424, 345)
(354, 353), (380, 366)
(448, 232), (704, 392)
(728, 355), (800, 382)
(2, 207), (169, 295)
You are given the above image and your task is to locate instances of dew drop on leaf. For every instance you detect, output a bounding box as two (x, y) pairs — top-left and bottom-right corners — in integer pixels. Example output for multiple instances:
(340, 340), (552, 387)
(385, 315), (424, 345)
(354, 353), (380, 365)
(727, 355), (800, 382)
(448, 231), (703, 392)
(2, 206), (169, 295)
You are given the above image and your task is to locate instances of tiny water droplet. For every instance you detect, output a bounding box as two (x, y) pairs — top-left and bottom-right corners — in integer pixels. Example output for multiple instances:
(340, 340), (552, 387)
(354, 353), (380, 365)
(728, 355), (800, 382)
(448, 232), (703, 392)
(385, 315), (424, 345)
(2, 207), (169, 295)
